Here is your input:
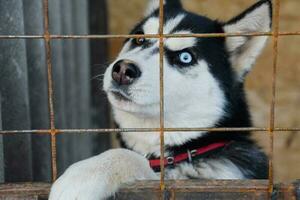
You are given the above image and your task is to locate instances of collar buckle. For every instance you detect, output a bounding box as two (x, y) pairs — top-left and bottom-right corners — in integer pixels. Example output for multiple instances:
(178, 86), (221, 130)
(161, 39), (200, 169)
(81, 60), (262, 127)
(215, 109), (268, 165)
(166, 156), (174, 165)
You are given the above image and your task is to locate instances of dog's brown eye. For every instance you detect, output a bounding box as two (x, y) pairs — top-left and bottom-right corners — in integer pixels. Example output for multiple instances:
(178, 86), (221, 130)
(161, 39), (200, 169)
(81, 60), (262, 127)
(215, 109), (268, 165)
(135, 37), (145, 46)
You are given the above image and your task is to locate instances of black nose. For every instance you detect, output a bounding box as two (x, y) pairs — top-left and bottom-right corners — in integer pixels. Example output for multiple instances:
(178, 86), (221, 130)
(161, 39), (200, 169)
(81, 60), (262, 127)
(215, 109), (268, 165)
(112, 60), (141, 85)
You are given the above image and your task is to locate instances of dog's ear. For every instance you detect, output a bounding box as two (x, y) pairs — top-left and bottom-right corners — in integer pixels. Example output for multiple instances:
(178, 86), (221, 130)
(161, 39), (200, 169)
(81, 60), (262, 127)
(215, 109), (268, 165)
(145, 0), (182, 16)
(223, 0), (272, 81)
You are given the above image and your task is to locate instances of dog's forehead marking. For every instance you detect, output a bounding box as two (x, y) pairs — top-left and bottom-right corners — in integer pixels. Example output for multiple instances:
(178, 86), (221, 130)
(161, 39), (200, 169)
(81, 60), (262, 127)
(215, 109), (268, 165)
(141, 15), (195, 51)
(165, 31), (197, 51)
(142, 14), (186, 35)
(121, 14), (192, 54)
(164, 14), (186, 34)
(143, 17), (159, 34)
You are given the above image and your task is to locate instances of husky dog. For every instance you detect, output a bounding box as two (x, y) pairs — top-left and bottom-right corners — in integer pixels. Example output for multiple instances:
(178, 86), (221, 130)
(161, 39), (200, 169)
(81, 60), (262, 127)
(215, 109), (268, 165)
(50, 0), (272, 199)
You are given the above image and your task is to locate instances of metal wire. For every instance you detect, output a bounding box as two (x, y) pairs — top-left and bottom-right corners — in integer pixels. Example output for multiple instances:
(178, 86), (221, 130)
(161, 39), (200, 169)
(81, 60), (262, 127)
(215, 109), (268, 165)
(42, 0), (57, 182)
(158, 0), (165, 193)
(268, 0), (281, 197)
(0, 127), (300, 135)
(1, 31), (300, 40)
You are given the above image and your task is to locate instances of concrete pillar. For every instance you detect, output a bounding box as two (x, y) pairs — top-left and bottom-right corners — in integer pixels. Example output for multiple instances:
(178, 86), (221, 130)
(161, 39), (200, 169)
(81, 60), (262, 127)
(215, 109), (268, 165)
(60, 0), (77, 130)
(23, 0), (51, 182)
(0, 94), (4, 183)
(73, 0), (91, 129)
(59, 0), (78, 170)
(48, 0), (68, 175)
(0, 0), (33, 181)
(89, 0), (111, 154)
(72, 0), (94, 160)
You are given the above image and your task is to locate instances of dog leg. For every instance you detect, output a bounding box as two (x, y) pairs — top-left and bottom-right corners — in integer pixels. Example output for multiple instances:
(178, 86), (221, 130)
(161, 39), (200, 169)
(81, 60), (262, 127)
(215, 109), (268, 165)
(49, 149), (157, 200)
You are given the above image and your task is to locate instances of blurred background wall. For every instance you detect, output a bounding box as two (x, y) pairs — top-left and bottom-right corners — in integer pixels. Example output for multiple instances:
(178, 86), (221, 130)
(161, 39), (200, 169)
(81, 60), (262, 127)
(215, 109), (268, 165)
(107, 0), (300, 182)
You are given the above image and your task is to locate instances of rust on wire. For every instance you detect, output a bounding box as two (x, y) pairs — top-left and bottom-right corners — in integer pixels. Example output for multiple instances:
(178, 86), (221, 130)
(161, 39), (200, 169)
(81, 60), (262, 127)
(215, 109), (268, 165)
(42, 0), (58, 182)
(50, 130), (58, 182)
(158, 0), (165, 194)
(268, 0), (281, 197)
(1, 31), (300, 40)
(0, 127), (300, 136)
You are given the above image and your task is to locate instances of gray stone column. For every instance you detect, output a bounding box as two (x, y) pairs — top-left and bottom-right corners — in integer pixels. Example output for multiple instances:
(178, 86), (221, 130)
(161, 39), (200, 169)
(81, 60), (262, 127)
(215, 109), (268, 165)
(59, 0), (78, 171)
(0, 94), (4, 183)
(73, 0), (91, 129)
(61, 0), (77, 130)
(0, 0), (33, 181)
(49, 0), (66, 129)
(23, 0), (51, 182)
(48, 0), (68, 175)
(89, 0), (111, 154)
(72, 0), (94, 160)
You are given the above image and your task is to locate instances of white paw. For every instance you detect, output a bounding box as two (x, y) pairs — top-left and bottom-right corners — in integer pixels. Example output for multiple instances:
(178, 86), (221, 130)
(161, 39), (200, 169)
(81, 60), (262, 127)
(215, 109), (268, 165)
(49, 149), (157, 200)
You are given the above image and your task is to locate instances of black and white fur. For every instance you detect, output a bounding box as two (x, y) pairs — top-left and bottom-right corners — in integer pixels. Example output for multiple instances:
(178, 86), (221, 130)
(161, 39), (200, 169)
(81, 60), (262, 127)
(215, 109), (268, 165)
(50, 1), (272, 199)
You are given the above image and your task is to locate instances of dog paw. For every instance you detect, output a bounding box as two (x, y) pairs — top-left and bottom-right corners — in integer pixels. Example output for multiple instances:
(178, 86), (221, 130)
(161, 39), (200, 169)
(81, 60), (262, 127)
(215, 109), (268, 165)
(49, 149), (157, 200)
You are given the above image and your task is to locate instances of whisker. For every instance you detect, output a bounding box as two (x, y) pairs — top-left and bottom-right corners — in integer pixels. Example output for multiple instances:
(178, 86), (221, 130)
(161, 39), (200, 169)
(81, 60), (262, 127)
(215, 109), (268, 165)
(92, 61), (111, 68)
(91, 74), (105, 81)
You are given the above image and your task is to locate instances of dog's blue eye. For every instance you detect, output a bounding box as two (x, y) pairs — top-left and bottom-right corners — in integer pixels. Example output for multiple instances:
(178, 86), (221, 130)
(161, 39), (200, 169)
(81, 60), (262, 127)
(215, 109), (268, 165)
(179, 52), (193, 64)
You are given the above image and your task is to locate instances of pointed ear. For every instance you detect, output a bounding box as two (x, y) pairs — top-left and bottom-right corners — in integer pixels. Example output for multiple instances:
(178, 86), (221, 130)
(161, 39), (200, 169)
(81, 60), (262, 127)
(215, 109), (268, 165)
(145, 0), (182, 16)
(223, 0), (272, 81)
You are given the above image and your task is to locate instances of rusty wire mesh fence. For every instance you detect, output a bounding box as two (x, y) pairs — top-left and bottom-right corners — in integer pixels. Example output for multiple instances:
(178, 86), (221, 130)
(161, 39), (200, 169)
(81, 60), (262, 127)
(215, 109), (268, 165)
(0, 0), (300, 199)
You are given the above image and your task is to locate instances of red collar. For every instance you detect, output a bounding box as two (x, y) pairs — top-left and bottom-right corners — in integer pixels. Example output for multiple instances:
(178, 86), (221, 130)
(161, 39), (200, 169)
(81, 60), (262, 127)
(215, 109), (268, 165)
(149, 141), (230, 172)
